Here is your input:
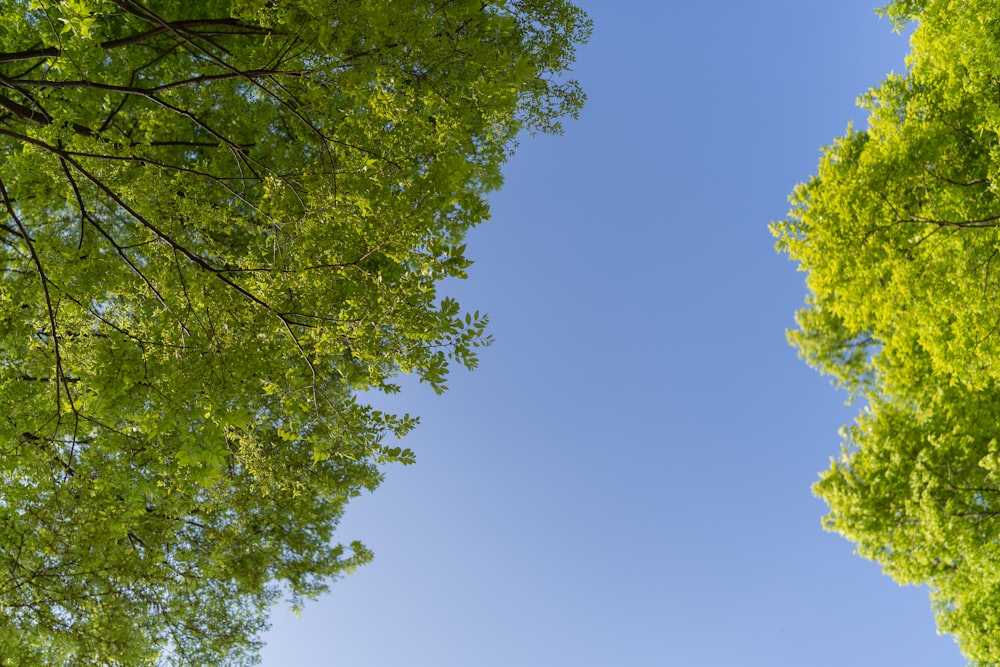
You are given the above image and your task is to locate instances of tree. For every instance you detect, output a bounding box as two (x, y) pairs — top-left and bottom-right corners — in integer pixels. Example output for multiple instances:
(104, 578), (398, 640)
(0, 0), (589, 664)
(773, 1), (1000, 663)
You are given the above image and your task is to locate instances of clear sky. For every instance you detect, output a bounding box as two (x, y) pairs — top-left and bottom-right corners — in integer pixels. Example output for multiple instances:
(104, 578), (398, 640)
(260, 2), (968, 665)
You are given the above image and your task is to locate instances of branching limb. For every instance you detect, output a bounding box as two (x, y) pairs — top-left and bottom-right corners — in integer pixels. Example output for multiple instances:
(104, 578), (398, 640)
(0, 175), (66, 413)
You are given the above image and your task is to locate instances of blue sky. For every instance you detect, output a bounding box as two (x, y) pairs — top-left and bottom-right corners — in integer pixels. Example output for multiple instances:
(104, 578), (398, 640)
(261, 2), (968, 665)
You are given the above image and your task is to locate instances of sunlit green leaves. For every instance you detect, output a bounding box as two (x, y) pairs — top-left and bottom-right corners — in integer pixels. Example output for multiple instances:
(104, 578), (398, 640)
(0, 0), (588, 663)
(775, 2), (1000, 663)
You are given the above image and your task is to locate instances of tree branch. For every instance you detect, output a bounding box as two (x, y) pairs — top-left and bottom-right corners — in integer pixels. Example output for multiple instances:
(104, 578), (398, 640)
(0, 176), (66, 411)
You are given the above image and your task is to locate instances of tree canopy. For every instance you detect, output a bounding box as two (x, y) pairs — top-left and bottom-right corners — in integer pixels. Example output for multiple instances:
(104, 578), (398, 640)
(773, 1), (1000, 663)
(0, 0), (589, 664)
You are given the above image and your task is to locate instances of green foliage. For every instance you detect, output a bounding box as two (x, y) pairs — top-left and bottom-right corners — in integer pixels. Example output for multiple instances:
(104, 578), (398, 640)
(773, 2), (1000, 663)
(0, 0), (588, 663)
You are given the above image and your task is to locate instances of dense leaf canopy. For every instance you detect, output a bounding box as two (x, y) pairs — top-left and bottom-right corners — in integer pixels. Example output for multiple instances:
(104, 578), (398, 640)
(774, 1), (1000, 663)
(0, 0), (588, 664)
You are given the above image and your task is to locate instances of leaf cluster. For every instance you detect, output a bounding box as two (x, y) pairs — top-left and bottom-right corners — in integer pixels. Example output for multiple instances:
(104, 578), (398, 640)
(774, 2), (1000, 662)
(0, 0), (588, 663)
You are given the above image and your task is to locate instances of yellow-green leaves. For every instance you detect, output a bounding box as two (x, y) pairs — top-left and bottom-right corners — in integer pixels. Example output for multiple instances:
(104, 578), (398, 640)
(776, 2), (1000, 662)
(0, 0), (587, 663)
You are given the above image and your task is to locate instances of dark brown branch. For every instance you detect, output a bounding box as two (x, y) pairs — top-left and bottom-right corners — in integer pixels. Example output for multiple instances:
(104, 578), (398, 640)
(20, 375), (80, 383)
(0, 94), (51, 124)
(0, 176), (66, 410)
(0, 46), (59, 64)
(0, 20), (271, 64)
(100, 18), (272, 50)
(925, 169), (991, 189)
(9, 69), (305, 94)
(907, 214), (1000, 229)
